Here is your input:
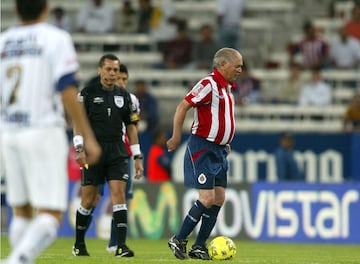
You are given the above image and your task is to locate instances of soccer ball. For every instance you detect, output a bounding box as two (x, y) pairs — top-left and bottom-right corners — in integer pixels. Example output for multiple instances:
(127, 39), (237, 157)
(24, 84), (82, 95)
(208, 236), (237, 260)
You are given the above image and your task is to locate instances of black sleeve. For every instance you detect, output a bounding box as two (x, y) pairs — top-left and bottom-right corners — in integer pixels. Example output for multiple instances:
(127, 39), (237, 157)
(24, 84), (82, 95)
(79, 86), (90, 113)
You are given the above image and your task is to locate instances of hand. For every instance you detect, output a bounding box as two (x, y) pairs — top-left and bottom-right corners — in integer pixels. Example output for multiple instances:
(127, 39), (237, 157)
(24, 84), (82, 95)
(134, 158), (144, 179)
(166, 137), (180, 152)
(226, 144), (231, 153)
(84, 138), (101, 165)
(75, 151), (87, 166)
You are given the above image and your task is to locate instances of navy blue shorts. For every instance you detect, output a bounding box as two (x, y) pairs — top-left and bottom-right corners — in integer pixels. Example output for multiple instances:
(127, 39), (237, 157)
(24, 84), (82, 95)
(184, 135), (228, 189)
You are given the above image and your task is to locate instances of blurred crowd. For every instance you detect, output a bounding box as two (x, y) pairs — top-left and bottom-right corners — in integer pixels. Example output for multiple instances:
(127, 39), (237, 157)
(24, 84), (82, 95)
(47, 0), (360, 132)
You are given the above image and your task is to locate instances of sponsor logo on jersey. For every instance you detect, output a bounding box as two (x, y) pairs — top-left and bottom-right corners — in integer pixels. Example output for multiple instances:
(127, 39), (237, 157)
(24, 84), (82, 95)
(190, 84), (205, 97)
(114, 96), (124, 108)
(93, 97), (104, 104)
(198, 173), (207, 184)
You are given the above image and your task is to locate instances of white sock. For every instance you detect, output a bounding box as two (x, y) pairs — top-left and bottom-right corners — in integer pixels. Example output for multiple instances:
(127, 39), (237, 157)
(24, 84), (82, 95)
(9, 216), (31, 248)
(8, 213), (59, 263)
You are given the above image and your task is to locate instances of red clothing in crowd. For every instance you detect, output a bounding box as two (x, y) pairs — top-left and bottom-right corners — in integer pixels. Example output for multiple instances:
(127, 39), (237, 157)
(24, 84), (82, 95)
(147, 145), (171, 182)
(67, 146), (81, 181)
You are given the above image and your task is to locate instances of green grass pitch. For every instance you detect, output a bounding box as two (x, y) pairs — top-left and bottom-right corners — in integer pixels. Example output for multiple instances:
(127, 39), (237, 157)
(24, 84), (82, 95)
(1, 236), (359, 263)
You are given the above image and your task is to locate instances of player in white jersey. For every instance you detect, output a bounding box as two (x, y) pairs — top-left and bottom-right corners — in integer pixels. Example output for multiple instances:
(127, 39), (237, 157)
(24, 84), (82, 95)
(0, 1), (101, 263)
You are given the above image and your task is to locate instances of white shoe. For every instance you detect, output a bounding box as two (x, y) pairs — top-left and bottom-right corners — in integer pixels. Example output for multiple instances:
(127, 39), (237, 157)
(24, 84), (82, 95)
(106, 246), (117, 254)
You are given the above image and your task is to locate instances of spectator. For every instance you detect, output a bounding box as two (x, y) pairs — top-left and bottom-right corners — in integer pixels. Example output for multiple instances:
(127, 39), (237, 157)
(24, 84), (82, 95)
(298, 67), (332, 107)
(274, 132), (303, 181)
(216, 0), (246, 50)
(150, 0), (178, 47)
(49, 6), (72, 32)
(275, 62), (305, 104)
(138, 0), (154, 33)
(289, 20), (329, 69)
(328, 25), (360, 69)
(232, 64), (261, 105)
(76, 0), (114, 33)
(343, 94), (360, 132)
(345, 3), (360, 41)
(192, 24), (222, 71)
(147, 127), (172, 182)
(133, 80), (159, 132)
(116, 0), (138, 33)
(158, 20), (194, 69)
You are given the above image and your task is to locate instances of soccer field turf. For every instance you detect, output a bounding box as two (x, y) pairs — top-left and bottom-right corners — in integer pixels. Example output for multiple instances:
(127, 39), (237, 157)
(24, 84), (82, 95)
(1, 236), (359, 263)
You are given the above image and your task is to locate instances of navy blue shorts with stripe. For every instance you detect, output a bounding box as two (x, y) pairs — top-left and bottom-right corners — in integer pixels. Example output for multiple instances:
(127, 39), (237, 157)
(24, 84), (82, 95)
(184, 135), (228, 189)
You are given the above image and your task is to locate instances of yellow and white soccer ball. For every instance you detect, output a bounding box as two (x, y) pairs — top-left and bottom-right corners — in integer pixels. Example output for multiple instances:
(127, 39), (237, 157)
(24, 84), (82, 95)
(208, 236), (237, 260)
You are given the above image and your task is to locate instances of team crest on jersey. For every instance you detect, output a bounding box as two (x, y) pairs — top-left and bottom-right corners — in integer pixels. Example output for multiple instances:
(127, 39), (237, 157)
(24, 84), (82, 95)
(114, 96), (124, 108)
(198, 173), (207, 184)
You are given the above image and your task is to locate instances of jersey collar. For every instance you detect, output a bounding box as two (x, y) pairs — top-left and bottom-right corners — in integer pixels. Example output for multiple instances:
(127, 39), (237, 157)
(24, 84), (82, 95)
(213, 69), (232, 89)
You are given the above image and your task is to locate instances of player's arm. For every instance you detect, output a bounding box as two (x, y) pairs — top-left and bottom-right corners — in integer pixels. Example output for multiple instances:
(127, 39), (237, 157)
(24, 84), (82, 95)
(167, 99), (192, 152)
(126, 124), (144, 179)
(62, 86), (100, 165)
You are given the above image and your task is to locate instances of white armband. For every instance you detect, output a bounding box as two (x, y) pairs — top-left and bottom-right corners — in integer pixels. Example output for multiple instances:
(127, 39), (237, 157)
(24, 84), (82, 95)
(130, 144), (141, 156)
(73, 135), (84, 153)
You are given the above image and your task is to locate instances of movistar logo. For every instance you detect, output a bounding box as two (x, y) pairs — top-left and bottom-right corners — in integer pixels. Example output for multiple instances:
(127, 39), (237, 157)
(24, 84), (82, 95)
(128, 182), (179, 239)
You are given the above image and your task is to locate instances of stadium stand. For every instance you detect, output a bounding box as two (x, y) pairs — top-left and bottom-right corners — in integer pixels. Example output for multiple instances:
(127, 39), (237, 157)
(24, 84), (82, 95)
(1, 0), (359, 132)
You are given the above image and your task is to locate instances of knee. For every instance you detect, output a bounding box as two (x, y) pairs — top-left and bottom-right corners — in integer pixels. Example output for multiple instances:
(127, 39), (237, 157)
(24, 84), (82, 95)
(81, 194), (97, 209)
(13, 203), (33, 218)
(198, 193), (215, 208)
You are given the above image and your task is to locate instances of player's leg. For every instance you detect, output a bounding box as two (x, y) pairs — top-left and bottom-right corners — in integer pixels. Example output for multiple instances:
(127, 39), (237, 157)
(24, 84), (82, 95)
(73, 184), (98, 256)
(107, 173), (132, 253)
(186, 189), (215, 260)
(108, 178), (134, 257)
(5, 128), (68, 263)
(1, 131), (33, 249)
(85, 185), (104, 233)
(73, 150), (104, 256)
(168, 135), (213, 260)
(194, 187), (224, 246)
(190, 146), (228, 260)
(106, 142), (134, 257)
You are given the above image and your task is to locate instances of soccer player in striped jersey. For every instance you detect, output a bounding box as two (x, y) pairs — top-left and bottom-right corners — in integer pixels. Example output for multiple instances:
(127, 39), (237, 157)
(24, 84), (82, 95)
(167, 47), (243, 260)
(0, 0), (101, 263)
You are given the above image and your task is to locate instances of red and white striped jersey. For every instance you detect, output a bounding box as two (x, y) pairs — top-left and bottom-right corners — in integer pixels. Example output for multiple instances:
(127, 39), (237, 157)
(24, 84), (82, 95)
(123, 92), (140, 156)
(185, 69), (235, 145)
(297, 37), (328, 68)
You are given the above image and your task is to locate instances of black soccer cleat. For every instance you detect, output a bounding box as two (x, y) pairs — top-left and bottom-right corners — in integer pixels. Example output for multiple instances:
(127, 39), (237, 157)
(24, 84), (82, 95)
(115, 244), (134, 257)
(168, 235), (188, 260)
(188, 244), (211, 260)
(72, 243), (90, 256)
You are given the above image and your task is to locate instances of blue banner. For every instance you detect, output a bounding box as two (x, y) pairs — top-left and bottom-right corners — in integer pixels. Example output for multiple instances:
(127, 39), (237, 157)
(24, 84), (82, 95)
(170, 133), (353, 183)
(252, 182), (360, 243)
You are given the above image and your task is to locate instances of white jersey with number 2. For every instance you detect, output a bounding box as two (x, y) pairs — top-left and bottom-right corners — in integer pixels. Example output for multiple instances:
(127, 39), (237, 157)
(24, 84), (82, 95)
(0, 22), (79, 211)
(0, 22), (79, 129)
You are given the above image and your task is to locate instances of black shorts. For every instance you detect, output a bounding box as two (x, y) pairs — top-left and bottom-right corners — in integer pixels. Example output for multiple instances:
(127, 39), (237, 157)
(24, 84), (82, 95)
(82, 141), (129, 186)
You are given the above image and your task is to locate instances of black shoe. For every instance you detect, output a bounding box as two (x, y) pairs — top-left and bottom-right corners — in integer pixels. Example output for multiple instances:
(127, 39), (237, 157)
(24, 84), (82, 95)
(72, 243), (90, 256)
(188, 244), (210, 260)
(168, 235), (188, 260)
(115, 244), (134, 257)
